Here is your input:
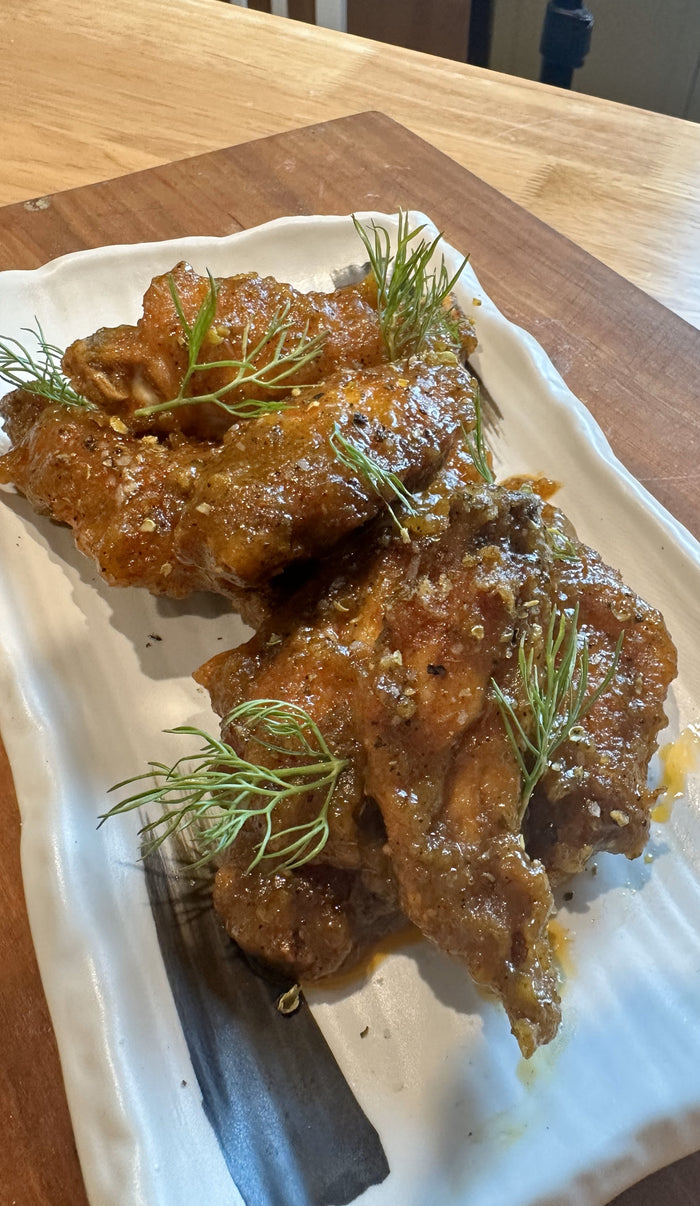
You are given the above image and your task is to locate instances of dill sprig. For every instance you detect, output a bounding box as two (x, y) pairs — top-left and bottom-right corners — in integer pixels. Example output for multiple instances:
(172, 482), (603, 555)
(545, 525), (578, 561)
(135, 271), (326, 417)
(461, 382), (494, 483)
(492, 605), (624, 820)
(330, 420), (418, 541)
(353, 212), (468, 360)
(0, 322), (91, 408)
(101, 699), (348, 872)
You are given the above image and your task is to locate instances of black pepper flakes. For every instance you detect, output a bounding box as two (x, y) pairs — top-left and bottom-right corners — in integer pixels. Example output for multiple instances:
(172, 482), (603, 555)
(427, 664), (446, 676)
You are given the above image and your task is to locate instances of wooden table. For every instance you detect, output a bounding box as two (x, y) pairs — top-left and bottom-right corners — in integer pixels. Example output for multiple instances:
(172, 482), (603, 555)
(1, 4), (699, 1206)
(3, 0), (700, 328)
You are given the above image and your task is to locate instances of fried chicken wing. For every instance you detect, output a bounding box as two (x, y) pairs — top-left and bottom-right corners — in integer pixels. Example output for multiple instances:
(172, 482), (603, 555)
(198, 485), (561, 1052)
(196, 479), (676, 1055)
(0, 392), (206, 596)
(62, 263), (388, 439)
(355, 489), (561, 1056)
(175, 360), (476, 590)
(197, 532), (405, 979)
(524, 535), (678, 880)
(0, 360), (476, 600)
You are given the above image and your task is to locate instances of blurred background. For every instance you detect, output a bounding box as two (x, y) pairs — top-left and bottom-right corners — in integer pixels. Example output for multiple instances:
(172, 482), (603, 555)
(232, 1), (700, 121)
(490, 0), (700, 120)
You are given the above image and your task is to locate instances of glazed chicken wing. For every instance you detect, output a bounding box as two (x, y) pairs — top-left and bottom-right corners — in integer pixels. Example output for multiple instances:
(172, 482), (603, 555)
(62, 261), (477, 441)
(352, 489), (561, 1055)
(196, 479), (676, 1056)
(524, 528), (678, 879)
(198, 525), (406, 978)
(198, 484), (561, 1053)
(175, 359), (477, 590)
(0, 359), (477, 602)
(62, 263), (388, 439)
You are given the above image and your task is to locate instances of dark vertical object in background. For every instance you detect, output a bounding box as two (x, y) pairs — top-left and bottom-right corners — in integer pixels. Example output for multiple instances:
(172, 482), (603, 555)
(539, 1), (594, 89)
(144, 850), (390, 1206)
(288, 0), (316, 20)
(347, 0), (472, 62)
(467, 0), (494, 68)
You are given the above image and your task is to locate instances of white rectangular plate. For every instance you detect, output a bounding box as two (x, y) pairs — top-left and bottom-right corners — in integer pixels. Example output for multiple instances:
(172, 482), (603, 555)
(1, 213), (699, 1206)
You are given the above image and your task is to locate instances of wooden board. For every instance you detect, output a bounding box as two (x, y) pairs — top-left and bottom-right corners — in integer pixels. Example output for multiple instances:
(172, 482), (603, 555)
(0, 111), (698, 1206)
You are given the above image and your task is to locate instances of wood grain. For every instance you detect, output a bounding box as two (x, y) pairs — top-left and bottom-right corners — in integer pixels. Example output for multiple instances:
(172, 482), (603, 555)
(2, 0), (700, 326)
(0, 112), (698, 1206)
(0, 740), (89, 1206)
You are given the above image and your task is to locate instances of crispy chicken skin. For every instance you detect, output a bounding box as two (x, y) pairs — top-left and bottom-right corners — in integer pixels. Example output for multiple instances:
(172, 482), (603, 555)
(524, 536), (678, 880)
(0, 359), (477, 597)
(197, 481), (676, 1055)
(61, 263), (389, 439)
(356, 490), (561, 1056)
(198, 514), (408, 978)
(199, 485), (562, 1053)
(175, 360), (477, 590)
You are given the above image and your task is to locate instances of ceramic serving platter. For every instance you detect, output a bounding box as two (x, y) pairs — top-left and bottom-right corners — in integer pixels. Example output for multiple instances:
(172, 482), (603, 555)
(0, 213), (699, 1206)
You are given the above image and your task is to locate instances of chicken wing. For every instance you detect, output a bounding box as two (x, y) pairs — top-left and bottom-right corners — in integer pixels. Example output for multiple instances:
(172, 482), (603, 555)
(354, 487), (561, 1056)
(0, 359), (477, 600)
(196, 479), (676, 1056)
(198, 522), (406, 978)
(62, 263), (388, 439)
(524, 528), (678, 880)
(198, 484), (561, 1053)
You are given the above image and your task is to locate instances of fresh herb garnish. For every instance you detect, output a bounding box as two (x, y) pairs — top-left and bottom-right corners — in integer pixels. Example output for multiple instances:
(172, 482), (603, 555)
(461, 381), (494, 483)
(353, 212), (468, 360)
(134, 271), (327, 418)
(0, 323), (91, 408)
(545, 525), (578, 561)
(330, 420), (418, 541)
(492, 604), (624, 820)
(101, 699), (347, 872)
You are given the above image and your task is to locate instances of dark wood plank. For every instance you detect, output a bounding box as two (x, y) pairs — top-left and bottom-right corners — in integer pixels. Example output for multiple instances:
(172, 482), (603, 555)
(347, 0), (472, 61)
(0, 739), (90, 1206)
(1, 111), (698, 1206)
(611, 1152), (700, 1206)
